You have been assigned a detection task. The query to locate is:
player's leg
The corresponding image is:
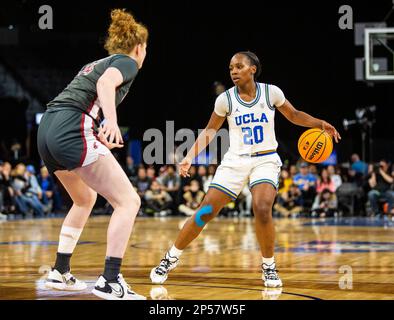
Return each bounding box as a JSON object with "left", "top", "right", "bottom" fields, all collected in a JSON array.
[
  {"left": 251, "top": 183, "right": 277, "bottom": 258},
  {"left": 73, "top": 153, "right": 145, "bottom": 300},
  {"left": 174, "top": 188, "right": 231, "bottom": 249},
  {"left": 150, "top": 152, "right": 247, "bottom": 284},
  {"left": 45, "top": 169, "right": 97, "bottom": 291},
  {"left": 251, "top": 183, "right": 282, "bottom": 287},
  {"left": 150, "top": 188, "right": 231, "bottom": 284},
  {"left": 249, "top": 154, "right": 283, "bottom": 288}
]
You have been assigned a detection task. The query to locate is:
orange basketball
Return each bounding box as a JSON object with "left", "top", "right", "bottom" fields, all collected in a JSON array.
[{"left": 297, "top": 128, "right": 333, "bottom": 163}]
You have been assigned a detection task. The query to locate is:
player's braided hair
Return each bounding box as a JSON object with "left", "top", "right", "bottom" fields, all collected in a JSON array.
[
  {"left": 105, "top": 9, "right": 148, "bottom": 55},
  {"left": 236, "top": 51, "right": 262, "bottom": 80}
]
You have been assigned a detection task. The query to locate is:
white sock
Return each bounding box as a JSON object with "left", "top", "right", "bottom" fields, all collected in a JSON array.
[
  {"left": 167, "top": 245, "right": 183, "bottom": 260},
  {"left": 58, "top": 225, "right": 83, "bottom": 254},
  {"left": 262, "top": 257, "right": 275, "bottom": 267}
]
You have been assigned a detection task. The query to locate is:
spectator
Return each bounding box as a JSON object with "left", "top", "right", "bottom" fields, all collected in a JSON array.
[
  {"left": 158, "top": 165, "right": 167, "bottom": 176},
  {"left": 278, "top": 169, "right": 293, "bottom": 195},
  {"left": 25, "top": 165, "right": 43, "bottom": 200},
  {"left": 237, "top": 185, "right": 252, "bottom": 216},
  {"left": 197, "top": 165, "right": 208, "bottom": 189},
  {"left": 349, "top": 154, "right": 368, "bottom": 186},
  {"left": 311, "top": 188, "right": 338, "bottom": 217},
  {"left": 293, "top": 162, "right": 317, "bottom": 209},
  {"left": 203, "top": 165, "right": 217, "bottom": 193},
  {"left": 367, "top": 160, "right": 394, "bottom": 215},
  {"left": 37, "top": 166, "right": 63, "bottom": 213},
  {"left": 327, "top": 165, "right": 342, "bottom": 190},
  {"left": 130, "top": 167, "right": 152, "bottom": 201},
  {"left": 0, "top": 160, "right": 6, "bottom": 220},
  {"left": 350, "top": 153, "right": 368, "bottom": 176},
  {"left": 274, "top": 184, "right": 303, "bottom": 218},
  {"left": 146, "top": 166, "right": 156, "bottom": 181},
  {"left": 0, "top": 161, "right": 15, "bottom": 216},
  {"left": 144, "top": 180, "right": 173, "bottom": 216},
  {"left": 213, "top": 81, "right": 226, "bottom": 96},
  {"left": 289, "top": 165, "right": 298, "bottom": 179},
  {"left": 308, "top": 164, "right": 318, "bottom": 180},
  {"left": 124, "top": 155, "right": 137, "bottom": 178},
  {"left": 178, "top": 180, "right": 205, "bottom": 216},
  {"left": 10, "top": 140, "right": 22, "bottom": 162},
  {"left": 158, "top": 165, "right": 181, "bottom": 210},
  {"left": 11, "top": 163, "right": 45, "bottom": 217},
  {"left": 180, "top": 165, "right": 200, "bottom": 193},
  {"left": 316, "top": 168, "right": 336, "bottom": 194}
]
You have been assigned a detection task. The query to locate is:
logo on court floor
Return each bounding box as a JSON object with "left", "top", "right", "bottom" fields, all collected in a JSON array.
[{"left": 278, "top": 241, "right": 394, "bottom": 253}]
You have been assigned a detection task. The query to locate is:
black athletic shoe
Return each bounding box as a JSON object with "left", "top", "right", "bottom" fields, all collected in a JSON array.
[{"left": 92, "top": 274, "right": 146, "bottom": 300}]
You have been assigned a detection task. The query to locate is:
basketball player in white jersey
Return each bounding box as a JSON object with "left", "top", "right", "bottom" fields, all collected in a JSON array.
[{"left": 150, "top": 51, "right": 341, "bottom": 287}]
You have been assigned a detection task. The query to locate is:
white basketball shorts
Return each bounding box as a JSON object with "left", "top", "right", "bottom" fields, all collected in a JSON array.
[{"left": 209, "top": 150, "right": 282, "bottom": 200}]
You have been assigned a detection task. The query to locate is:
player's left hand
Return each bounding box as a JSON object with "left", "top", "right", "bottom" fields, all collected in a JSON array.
[
  {"left": 98, "top": 127, "right": 124, "bottom": 149},
  {"left": 179, "top": 157, "right": 192, "bottom": 177},
  {"left": 322, "top": 121, "right": 341, "bottom": 143}
]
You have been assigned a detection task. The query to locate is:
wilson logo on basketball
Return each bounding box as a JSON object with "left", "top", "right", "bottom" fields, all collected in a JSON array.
[{"left": 308, "top": 141, "right": 324, "bottom": 160}]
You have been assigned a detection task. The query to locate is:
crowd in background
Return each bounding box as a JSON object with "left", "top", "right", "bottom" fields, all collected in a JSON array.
[
  {"left": 0, "top": 160, "right": 63, "bottom": 220},
  {"left": 275, "top": 154, "right": 394, "bottom": 218},
  {"left": 1, "top": 153, "right": 394, "bottom": 221}
]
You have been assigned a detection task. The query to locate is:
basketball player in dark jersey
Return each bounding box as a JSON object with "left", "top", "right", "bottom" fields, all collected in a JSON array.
[{"left": 37, "top": 9, "right": 148, "bottom": 300}]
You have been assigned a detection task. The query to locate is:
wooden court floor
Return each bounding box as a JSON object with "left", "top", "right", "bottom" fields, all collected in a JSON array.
[{"left": 1, "top": 215, "right": 394, "bottom": 300}]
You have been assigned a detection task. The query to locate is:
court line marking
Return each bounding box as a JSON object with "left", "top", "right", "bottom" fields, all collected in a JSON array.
[{"left": 148, "top": 283, "right": 322, "bottom": 300}]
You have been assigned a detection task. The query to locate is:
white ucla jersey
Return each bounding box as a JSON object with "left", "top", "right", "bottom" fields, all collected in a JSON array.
[{"left": 214, "top": 82, "right": 286, "bottom": 155}]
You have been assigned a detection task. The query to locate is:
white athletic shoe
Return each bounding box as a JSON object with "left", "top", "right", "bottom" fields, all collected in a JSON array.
[
  {"left": 92, "top": 274, "right": 146, "bottom": 300},
  {"left": 262, "top": 263, "right": 283, "bottom": 288},
  {"left": 45, "top": 268, "right": 87, "bottom": 291},
  {"left": 150, "top": 254, "right": 179, "bottom": 284}
]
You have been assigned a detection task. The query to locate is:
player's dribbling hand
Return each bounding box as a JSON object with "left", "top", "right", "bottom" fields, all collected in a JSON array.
[
  {"left": 322, "top": 121, "right": 341, "bottom": 143},
  {"left": 179, "top": 157, "right": 192, "bottom": 177}
]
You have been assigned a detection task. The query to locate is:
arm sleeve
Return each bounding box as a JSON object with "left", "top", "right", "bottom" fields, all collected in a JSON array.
[
  {"left": 108, "top": 56, "right": 139, "bottom": 83},
  {"left": 269, "top": 85, "right": 286, "bottom": 108},
  {"left": 213, "top": 92, "right": 229, "bottom": 117}
]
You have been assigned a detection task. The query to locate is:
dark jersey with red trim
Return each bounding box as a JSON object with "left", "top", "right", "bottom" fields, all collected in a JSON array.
[{"left": 47, "top": 54, "right": 138, "bottom": 123}]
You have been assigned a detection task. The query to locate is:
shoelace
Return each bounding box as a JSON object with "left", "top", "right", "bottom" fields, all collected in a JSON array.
[
  {"left": 63, "top": 272, "right": 76, "bottom": 285},
  {"left": 263, "top": 267, "right": 280, "bottom": 280},
  {"left": 155, "top": 258, "right": 176, "bottom": 276}
]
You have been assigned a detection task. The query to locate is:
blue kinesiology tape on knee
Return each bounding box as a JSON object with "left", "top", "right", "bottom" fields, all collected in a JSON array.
[{"left": 194, "top": 205, "right": 213, "bottom": 227}]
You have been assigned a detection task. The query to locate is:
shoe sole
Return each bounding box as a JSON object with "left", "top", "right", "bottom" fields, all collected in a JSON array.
[
  {"left": 92, "top": 289, "right": 146, "bottom": 300},
  {"left": 263, "top": 280, "right": 283, "bottom": 288},
  {"left": 264, "top": 283, "right": 283, "bottom": 288},
  {"left": 45, "top": 281, "right": 87, "bottom": 291},
  {"left": 150, "top": 268, "right": 168, "bottom": 284}
]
